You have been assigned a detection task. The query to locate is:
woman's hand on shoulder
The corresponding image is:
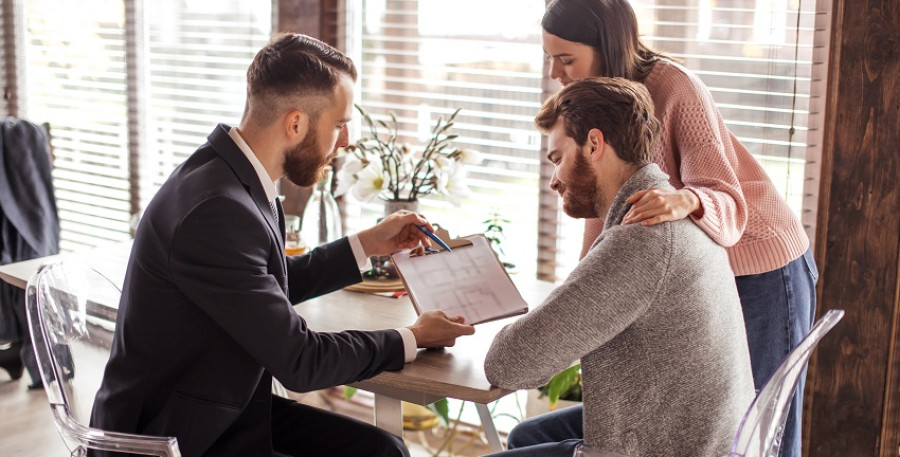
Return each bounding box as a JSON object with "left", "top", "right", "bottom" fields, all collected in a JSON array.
[{"left": 623, "top": 187, "right": 702, "bottom": 226}]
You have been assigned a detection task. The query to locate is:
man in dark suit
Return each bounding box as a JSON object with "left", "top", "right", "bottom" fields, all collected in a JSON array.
[{"left": 90, "top": 33, "right": 475, "bottom": 457}]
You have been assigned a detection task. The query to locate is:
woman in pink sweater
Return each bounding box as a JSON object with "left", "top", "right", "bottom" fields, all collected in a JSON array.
[{"left": 505, "top": 1, "right": 819, "bottom": 457}]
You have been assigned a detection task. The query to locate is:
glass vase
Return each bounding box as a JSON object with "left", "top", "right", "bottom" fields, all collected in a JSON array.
[
  {"left": 301, "top": 166, "right": 342, "bottom": 247},
  {"left": 383, "top": 199, "right": 420, "bottom": 217}
]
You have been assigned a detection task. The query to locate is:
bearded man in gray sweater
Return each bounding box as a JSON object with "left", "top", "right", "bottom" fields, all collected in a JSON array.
[{"left": 484, "top": 77, "right": 755, "bottom": 457}]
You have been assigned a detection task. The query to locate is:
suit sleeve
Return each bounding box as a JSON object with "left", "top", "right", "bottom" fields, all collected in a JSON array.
[
  {"left": 168, "top": 195, "right": 404, "bottom": 392},
  {"left": 285, "top": 239, "right": 362, "bottom": 304}
]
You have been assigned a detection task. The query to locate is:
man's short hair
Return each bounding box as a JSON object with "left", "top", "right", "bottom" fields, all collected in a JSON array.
[
  {"left": 245, "top": 33, "right": 358, "bottom": 125},
  {"left": 535, "top": 77, "right": 659, "bottom": 165}
]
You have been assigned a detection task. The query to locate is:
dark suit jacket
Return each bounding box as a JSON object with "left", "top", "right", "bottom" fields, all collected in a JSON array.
[
  {"left": 90, "top": 124, "right": 405, "bottom": 457},
  {"left": 0, "top": 118, "right": 59, "bottom": 343}
]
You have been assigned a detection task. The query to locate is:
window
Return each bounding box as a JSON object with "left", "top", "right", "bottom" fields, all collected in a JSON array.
[
  {"left": 639, "top": 0, "right": 818, "bottom": 213},
  {"left": 552, "top": 0, "right": 827, "bottom": 278},
  {"left": 347, "top": 0, "right": 827, "bottom": 281},
  {"left": 15, "top": 0, "right": 271, "bottom": 252},
  {"left": 10, "top": 0, "right": 827, "bottom": 272},
  {"left": 23, "top": 0, "right": 131, "bottom": 252},
  {"left": 343, "top": 0, "right": 547, "bottom": 277},
  {"left": 145, "top": 0, "right": 271, "bottom": 202}
]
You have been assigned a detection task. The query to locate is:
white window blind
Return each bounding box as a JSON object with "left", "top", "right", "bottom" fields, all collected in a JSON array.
[
  {"left": 145, "top": 0, "right": 271, "bottom": 203},
  {"left": 553, "top": 0, "right": 827, "bottom": 279},
  {"left": 23, "top": 0, "right": 131, "bottom": 252},
  {"left": 344, "top": 0, "right": 547, "bottom": 275},
  {"left": 15, "top": 0, "right": 272, "bottom": 251}
]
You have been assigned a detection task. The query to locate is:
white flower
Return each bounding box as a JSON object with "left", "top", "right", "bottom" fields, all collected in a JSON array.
[
  {"left": 454, "top": 149, "right": 482, "bottom": 165},
  {"left": 435, "top": 163, "right": 471, "bottom": 206},
  {"left": 351, "top": 160, "right": 388, "bottom": 202},
  {"left": 334, "top": 155, "right": 367, "bottom": 197},
  {"left": 434, "top": 156, "right": 453, "bottom": 170}
]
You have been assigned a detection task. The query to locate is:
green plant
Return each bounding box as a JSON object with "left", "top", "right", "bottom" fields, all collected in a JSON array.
[
  {"left": 482, "top": 209, "right": 510, "bottom": 256},
  {"left": 538, "top": 364, "right": 582, "bottom": 409},
  {"left": 483, "top": 209, "right": 516, "bottom": 270}
]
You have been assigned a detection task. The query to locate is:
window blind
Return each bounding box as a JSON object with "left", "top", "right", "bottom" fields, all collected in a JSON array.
[
  {"left": 23, "top": 0, "right": 131, "bottom": 252},
  {"left": 344, "top": 0, "right": 547, "bottom": 276},
  {"left": 145, "top": 0, "right": 272, "bottom": 204},
  {"left": 16, "top": 0, "right": 272, "bottom": 251},
  {"left": 551, "top": 0, "right": 827, "bottom": 279},
  {"left": 639, "top": 1, "right": 818, "bottom": 208}
]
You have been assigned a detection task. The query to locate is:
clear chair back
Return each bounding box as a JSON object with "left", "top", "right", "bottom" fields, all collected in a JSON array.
[
  {"left": 727, "top": 309, "right": 844, "bottom": 457},
  {"left": 26, "top": 261, "right": 181, "bottom": 456}
]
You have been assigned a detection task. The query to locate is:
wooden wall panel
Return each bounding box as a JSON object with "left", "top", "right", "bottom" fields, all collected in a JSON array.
[
  {"left": 277, "top": 0, "right": 321, "bottom": 36},
  {"left": 806, "top": 1, "right": 900, "bottom": 456},
  {"left": 274, "top": 0, "right": 340, "bottom": 222}
]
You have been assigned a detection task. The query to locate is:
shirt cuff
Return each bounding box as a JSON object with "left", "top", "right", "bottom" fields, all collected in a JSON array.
[
  {"left": 348, "top": 234, "right": 371, "bottom": 271},
  {"left": 394, "top": 327, "right": 418, "bottom": 363}
]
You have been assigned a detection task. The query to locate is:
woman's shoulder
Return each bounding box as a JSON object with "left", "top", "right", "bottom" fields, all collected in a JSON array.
[
  {"left": 645, "top": 59, "right": 716, "bottom": 108},
  {"left": 646, "top": 59, "right": 706, "bottom": 92}
]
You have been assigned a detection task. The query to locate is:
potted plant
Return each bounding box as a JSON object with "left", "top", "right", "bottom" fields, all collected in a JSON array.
[
  {"left": 527, "top": 365, "right": 582, "bottom": 417},
  {"left": 335, "top": 105, "right": 482, "bottom": 214}
]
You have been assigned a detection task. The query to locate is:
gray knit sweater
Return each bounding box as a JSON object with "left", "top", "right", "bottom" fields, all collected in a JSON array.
[{"left": 485, "top": 164, "right": 755, "bottom": 457}]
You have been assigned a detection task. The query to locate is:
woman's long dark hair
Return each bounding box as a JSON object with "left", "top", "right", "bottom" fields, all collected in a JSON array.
[{"left": 542, "top": 0, "right": 667, "bottom": 82}]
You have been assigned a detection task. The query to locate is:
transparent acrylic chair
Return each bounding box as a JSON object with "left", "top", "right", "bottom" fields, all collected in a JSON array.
[
  {"left": 725, "top": 309, "right": 845, "bottom": 457},
  {"left": 26, "top": 261, "right": 181, "bottom": 457}
]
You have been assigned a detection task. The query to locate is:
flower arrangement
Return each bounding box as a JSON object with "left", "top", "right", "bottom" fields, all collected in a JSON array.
[{"left": 335, "top": 105, "right": 481, "bottom": 205}]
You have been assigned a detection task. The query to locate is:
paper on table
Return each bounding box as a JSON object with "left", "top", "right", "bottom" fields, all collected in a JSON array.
[{"left": 391, "top": 234, "right": 528, "bottom": 324}]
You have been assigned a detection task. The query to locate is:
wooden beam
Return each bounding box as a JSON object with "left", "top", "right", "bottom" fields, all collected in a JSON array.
[
  {"left": 275, "top": 0, "right": 337, "bottom": 46},
  {"left": 273, "top": 0, "right": 341, "bottom": 223},
  {"left": 806, "top": 1, "right": 900, "bottom": 456},
  {"left": 276, "top": 0, "right": 321, "bottom": 37}
]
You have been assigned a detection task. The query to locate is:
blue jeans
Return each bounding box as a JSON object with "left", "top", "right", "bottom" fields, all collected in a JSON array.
[
  {"left": 736, "top": 248, "right": 818, "bottom": 457},
  {"left": 485, "top": 404, "right": 583, "bottom": 457}
]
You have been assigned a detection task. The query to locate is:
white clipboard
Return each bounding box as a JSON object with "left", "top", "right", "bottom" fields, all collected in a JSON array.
[{"left": 391, "top": 234, "right": 528, "bottom": 325}]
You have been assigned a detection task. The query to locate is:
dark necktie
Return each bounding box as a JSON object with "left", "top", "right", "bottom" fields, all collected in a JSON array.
[
  {"left": 269, "top": 199, "right": 279, "bottom": 225},
  {"left": 274, "top": 198, "right": 285, "bottom": 243}
]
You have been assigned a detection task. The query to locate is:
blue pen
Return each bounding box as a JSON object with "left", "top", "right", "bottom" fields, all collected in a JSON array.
[{"left": 416, "top": 225, "right": 452, "bottom": 252}]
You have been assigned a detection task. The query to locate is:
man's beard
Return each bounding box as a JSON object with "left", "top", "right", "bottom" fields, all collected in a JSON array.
[
  {"left": 283, "top": 129, "right": 330, "bottom": 187},
  {"left": 560, "top": 152, "right": 605, "bottom": 219}
]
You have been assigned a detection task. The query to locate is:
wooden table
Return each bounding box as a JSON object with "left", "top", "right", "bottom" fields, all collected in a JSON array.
[{"left": 0, "top": 241, "right": 555, "bottom": 452}]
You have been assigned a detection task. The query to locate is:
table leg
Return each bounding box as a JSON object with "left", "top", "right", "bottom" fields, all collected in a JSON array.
[
  {"left": 374, "top": 394, "right": 404, "bottom": 438},
  {"left": 476, "top": 403, "right": 504, "bottom": 453}
]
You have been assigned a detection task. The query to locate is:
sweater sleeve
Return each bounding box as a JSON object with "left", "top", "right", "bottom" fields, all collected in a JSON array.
[
  {"left": 484, "top": 225, "right": 668, "bottom": 390},
  {"left": 659, "top": 68, "right": 748, "bottom": 248}
]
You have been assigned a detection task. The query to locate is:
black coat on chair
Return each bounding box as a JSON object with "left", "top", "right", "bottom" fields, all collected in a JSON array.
[{"left": 0, "top": 118, "right": 60, "bottom": 384}]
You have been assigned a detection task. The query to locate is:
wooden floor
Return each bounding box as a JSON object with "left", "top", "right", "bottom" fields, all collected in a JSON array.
[
  {"left": 0, "top": 375, "right": 68, "bottom": 456},
  {"left": 0, "top": 370, "right": 491, "bottom": 457}
]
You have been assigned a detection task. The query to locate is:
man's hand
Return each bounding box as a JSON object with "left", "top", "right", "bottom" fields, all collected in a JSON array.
[
  {"left": 623, "top": 187, "right": 702, "bottom": 226},
  {"left": 407, "top": 310, "right": 475, "bottom": 348},
  {"left": 358, "top": 210, "right": 435, "bottom": 257}
]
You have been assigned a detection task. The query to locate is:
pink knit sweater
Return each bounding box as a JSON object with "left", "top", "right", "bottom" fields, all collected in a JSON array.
[{"left": 581, "top": 60, "right": 808, "bottom": 276}]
